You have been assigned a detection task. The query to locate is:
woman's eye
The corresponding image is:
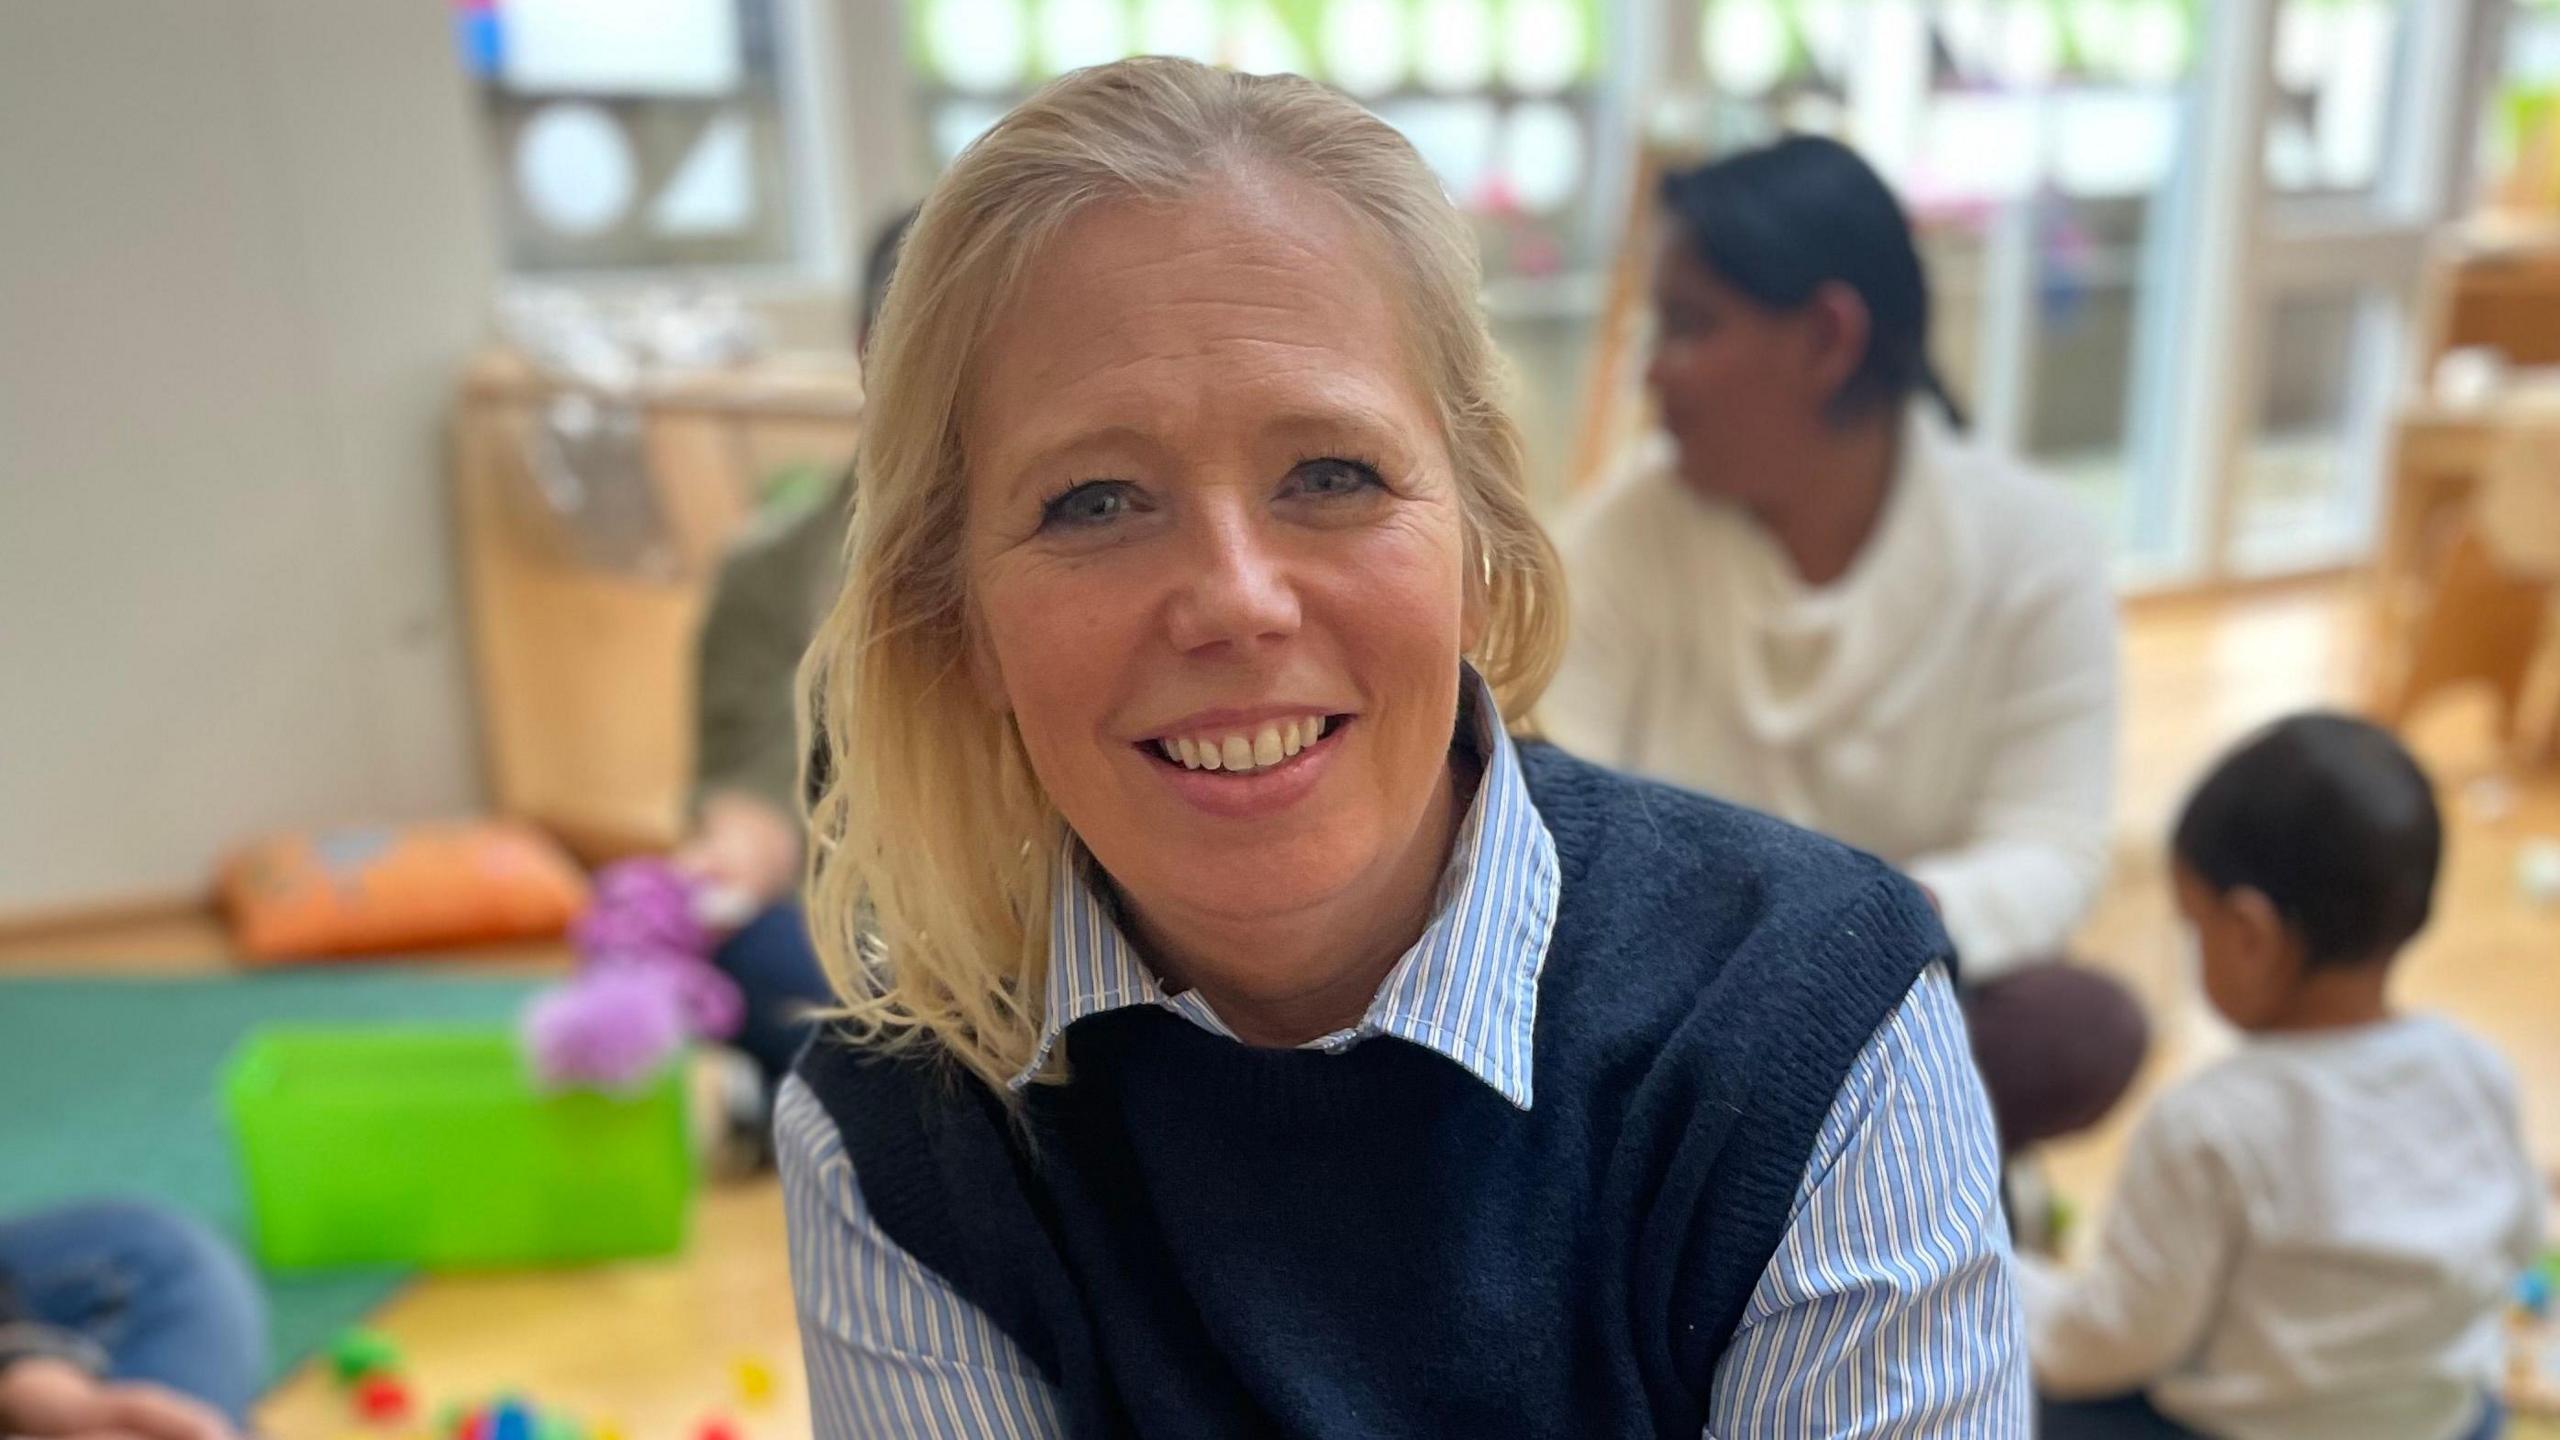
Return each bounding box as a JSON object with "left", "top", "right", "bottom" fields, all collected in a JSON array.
[
  {"left": 1288, "top": 458, "right": 1384, "bottom": 498},
  {"left": 1040, "top": 480, "right": 1137, "bottom": 531},
  {"left": 1659, "top": 304, "right": 1711, "bottom": 340}
]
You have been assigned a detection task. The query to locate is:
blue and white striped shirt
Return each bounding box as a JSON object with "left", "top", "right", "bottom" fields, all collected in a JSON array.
[{"left": 779, "top": 684, "right": 2027, "bottom": 1436}]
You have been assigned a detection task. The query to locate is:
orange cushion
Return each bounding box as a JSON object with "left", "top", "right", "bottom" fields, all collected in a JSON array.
[{"left": 221, "top": 820, "right": 590, "bottom": 963}]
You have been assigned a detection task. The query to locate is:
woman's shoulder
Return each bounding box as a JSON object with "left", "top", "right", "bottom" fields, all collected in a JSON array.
[
  {"left": 1517, "top": 746, "right": 1951, "bottom": 1123},
  {"left": 1916, "top": 422, "right": 2106, "bottom": 574},
  {"left": 1560, "top": 437, "right": 1736, "bottom": 559},
  {"left": 1517, "top": 742, "right": 1930, "bottom": 930}
]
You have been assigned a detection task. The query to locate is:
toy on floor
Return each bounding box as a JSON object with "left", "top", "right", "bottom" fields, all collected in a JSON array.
[
  {"left": 2508, "top": 1248, "right": 2560, "bottom": 1417},
  {"left": 358, "top": 1375, "right": 418, "bottom": 1424},
  {"left": 333, "top": 1328, "right": 404, "bottom": 1385},
  {"left": 227, "top": 1024, "right": 692, "bottom": 1269},
  {"left": 321, "top": 1338, "right": 778, "bottom": 1440},
  {"left": 330, "top": 1328, "right": 418, "bottom": 1427},
  {"left": 523, "top": 858, "right": 748, "bottom": 1092},
  {"left": 220, "top": 819, "right": 588, "bottom": 963},
  {"left": 490, "top": 1399, "right": 537, "bottom": 1440},
  {"left": 437, "top": 1396, "right": 606, "bottom": 1440}
]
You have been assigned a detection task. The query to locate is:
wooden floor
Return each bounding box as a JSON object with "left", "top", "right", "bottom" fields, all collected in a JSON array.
[{"left": 4, "top": 575, "right": 2554, "bottom": 1437}]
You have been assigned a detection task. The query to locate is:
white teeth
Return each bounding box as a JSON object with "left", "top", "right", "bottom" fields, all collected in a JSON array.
[
  {"left": 1157, "top": 715, "right": 1333, "bottom": 775},
  {"left": 1314, "top": 715, "right": 1329, "bottom": 740}
]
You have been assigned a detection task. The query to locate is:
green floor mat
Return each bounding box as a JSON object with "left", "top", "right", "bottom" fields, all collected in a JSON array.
[{"left": 0, "top": 966, "right": 546, "bottom": 1384}]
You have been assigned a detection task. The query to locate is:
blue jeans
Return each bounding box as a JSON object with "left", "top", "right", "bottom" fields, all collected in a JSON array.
[
  {"left": 0, "top": 1200, "right": 267, "bottom": 1424},
  {"left": 711, "top": 899, "right": 835, "bottom": 1088},
  {"left": 2040, "top": 1392, "right": 2505, "bottom": 1440}
]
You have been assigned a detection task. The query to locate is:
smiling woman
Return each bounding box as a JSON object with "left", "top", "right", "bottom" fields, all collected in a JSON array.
[{"left": 781, "top": 56, "right": 2023, "bottom": 1437}]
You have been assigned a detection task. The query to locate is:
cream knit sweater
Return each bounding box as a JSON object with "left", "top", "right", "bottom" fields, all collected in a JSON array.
[{"left": 1543, "top": 408, "right": 2119, "bottom": 978}]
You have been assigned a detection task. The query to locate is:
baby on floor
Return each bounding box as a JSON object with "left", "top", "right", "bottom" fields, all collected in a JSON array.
[{"left": 2024, "top": 713, "right": 2544, "bottom": 1440}]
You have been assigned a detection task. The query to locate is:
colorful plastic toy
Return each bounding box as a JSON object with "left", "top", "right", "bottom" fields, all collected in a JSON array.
[
  {"left": 695, "top": 1416, "right": 742, "bottom": 1440},
  {"left": 357, "top": 1375, "right": 416, "bottom": 1424},
  {"left": 732, "top": 1357, "right": 776, "bottom": 1408},
  {"left": 224, "top": 1026, "right": 692, "bottom": 1270},
  {"left": 524, "top": 858, "right": 746, "bottom": 1092},
  {"left": 332, "top": 1329, "right": 403, "bottom": 1385},
  {"left": 2523, "top": 1247, "right": 2560, "bottom": 1320},
  {"left": 489, "top": 1400, "right": 536, "bottom": 1440}
]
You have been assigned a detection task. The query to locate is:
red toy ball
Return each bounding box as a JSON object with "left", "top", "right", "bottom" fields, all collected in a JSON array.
[
  {"left": 355, "top": 1375, "right": 415, "bottom": 1425},
  {"left": 695, "top": 1418, "right": 741, "bottom": 1440},
  {"left": 459, "top": 1408, "right": 492, "bottom": 1440}
]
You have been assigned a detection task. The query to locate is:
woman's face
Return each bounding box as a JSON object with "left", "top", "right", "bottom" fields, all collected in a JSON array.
[
  {"left": 962, "top": 172, "right": 1474, "bottom": 966},
  {"left": 1644, "top": 239, "right": 1845, "bottom": 510}
]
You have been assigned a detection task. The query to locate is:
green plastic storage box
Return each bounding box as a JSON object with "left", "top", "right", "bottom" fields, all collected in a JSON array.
[{"left": 223, "top": 1025, "right": 694, "bottom": 1271}]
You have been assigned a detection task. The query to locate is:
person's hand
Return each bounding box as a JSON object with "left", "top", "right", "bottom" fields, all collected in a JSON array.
[
  {"left": 0, "top": 1357, "right": 238, "bottom": 1440},
  {"left": 674, "top": 791, "right": 803, "bottom": 911}
]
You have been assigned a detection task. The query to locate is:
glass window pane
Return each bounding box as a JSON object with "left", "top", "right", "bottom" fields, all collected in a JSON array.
[
  {"left": 463, "top": 0, "right": 812, "bottom": 273},
  {"left": 2263, "top": 0, "right": 2406, "bottom": 197},
  {"left": 1911, "top": 1, "right": 2195, "bottom": 555},
  {"left": 2477, "top": 1, "right": 2560, "bottom": 210},
  {"left": 902, "top": 0, "right": 1611, "bottom": 280},
  {"left": 2231, "top": 289, "right": 2389, "bottom": 569}
]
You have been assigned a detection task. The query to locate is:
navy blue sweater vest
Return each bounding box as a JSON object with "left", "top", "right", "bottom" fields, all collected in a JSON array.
[{"left": 797, "top": 745, "right": 1949, "bottom": 1438}]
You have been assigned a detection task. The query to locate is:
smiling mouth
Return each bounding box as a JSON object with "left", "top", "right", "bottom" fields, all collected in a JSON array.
[{"left": 1137, "top": 715, "right": 1351, "bottom": 777}]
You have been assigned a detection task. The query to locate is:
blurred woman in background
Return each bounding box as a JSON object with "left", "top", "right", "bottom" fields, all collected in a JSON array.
[
  {"left": 1547, "top": 136, "right": 2147, "bottom": 1169},
  {"left": 677, "top": 208, "right": 914, "bottom": 1119}
]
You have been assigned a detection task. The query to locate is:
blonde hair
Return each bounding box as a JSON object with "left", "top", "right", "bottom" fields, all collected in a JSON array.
[{"left": 798, "top": 56, "right": 1565, "bottom": 1095}]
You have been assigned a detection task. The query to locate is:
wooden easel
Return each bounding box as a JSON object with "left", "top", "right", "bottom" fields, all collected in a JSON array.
[{"left": 1566, "top": 145, "right": 1673, "bottom": 497}]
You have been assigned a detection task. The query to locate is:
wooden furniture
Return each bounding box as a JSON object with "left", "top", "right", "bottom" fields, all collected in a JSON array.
[
  {"left": 1568, "top": 146, "right": 1670, "bottom": 496},
  {"left": 2366, "top": 398, "right": 2559, "bottom": 761},
  {"left": 2363, "top": 223, "right": 2560, "bottom": 761},
  {"left": 452, "top": 351, "right": 860, "bottom": 860},
  {"left": 2413, "top": 219, "right": 2560, "bottom": 374}
]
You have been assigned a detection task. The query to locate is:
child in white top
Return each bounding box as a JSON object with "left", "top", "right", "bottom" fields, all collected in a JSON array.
[{"left": 2024, "top": 713, "right": 2544, "bottom": 1440}]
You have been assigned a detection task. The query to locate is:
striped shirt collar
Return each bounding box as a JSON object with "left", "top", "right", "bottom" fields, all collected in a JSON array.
[{"left": 1013, "top": 670, "right": 1562, "bottom": 1109}]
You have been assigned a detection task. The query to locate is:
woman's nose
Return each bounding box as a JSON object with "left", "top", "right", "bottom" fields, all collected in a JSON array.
[
  {"left": 1643, "top": 344, "right": 1677, "bottom": 402},
  {"left": 1164, "top": 506, "right": 1301, "bottom": 656}
]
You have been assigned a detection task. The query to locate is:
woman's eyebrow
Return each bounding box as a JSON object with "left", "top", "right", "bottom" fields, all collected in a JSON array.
[
  {"left": 1256, "top": 399, "right": 1418, "bottom": 458},
  {"left": 992, "top": 423, "right": 1161, "bottom": 497}
]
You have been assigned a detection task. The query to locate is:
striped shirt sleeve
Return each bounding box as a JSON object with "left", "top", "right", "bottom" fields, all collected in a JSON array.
[
  {"left": 776, "top": 1076, "right": 1066, "bottom": 1439},
  {"left": 1705, "top": 965, "right": 2030, "bottom": 1437}
]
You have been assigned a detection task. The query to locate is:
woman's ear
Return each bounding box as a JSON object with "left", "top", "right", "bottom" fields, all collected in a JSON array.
[{"left": 1804, "top": 279, "right": 1873, "bottom": 408}]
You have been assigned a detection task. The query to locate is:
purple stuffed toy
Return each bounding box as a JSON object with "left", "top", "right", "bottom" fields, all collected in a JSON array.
[{"left": 524, "top": 857, "right": 745, "bottom": 1091}]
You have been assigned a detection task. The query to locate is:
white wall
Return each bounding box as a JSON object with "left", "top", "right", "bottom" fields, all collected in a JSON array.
[{"left": 0, "top": 1, "right": 498, "bottom": 914}]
